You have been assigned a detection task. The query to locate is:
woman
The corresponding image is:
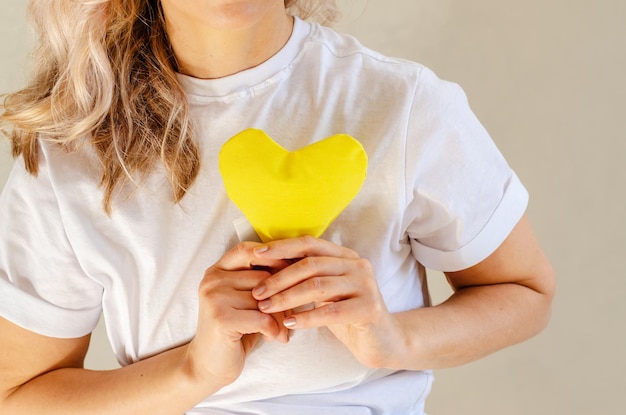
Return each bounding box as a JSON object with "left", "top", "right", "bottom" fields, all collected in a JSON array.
[{"left": 0, "top": 1, "right": 555, "bottom": 414}]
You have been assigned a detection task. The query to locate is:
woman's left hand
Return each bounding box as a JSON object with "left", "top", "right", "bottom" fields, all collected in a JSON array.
[{"left": 250, "top": 236, "right": 402, "bottom": 368}]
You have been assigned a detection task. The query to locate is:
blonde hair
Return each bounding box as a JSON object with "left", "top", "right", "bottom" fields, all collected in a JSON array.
[
  {"left": 0, "top": 0, "right": 339, "bottom": 212},
  {"left": 286, "top": 0, "right": 340, "bottom": 25}
]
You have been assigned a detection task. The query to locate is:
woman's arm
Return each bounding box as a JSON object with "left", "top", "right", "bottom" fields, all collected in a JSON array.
[
  {"left": 0, "top": 242, "right": 290, "bottom": 414},
  {"left": 392, "top": 214, "right": 556, "bottom": 369},
  {"left": 0, "top": 316, "right": 216, "bottom": 414},
  {"left": 251, "top": 214, "right": 556, "bottom": 370}
]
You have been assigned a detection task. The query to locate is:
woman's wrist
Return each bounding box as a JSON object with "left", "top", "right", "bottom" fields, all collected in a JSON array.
[{"left": 178, "top": 341, "right": 233, "bottom": 393}]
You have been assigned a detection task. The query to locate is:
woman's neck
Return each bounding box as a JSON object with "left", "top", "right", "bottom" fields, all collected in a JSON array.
[{"left": 162, "top": 3, "right": 294, "bottom": 79}]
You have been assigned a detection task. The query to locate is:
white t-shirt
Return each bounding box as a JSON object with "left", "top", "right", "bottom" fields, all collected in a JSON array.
[{"left": 0, "top": 17, "right": 528, "bottom": 414}]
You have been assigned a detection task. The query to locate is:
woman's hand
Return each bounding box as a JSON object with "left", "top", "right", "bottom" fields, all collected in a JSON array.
[
  {"left": 250, "top": 236, "right": 402, "bottom": 368},
  {"left": 185, "top": 242, "right": 291, "bottom": 386}
]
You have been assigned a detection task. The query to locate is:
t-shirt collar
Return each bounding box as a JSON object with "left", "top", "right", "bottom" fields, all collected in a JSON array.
[{"left": 176, "top": 17, "right": 309, "bottom": 99}]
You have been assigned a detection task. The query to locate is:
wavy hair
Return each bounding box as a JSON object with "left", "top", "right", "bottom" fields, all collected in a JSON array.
[
  {"left": 0, "top": 0, "right": 339, "bottom": 212},
  {"left": 286, "top": 0, "right": 340, "bottom": 25}
]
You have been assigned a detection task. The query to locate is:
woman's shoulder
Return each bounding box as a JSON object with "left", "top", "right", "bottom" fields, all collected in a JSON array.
[
  {"left": 304, "top": 20, "right": 425, "bottom": 76},
  {"left": 300, "top": 20, "right": 466, "bottom": 105}
]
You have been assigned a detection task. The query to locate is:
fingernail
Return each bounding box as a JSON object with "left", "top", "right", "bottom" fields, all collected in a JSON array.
[
  {"left": 283, "top": 317, "right": 296, "bottom": 328},
  {"left": 258, "top": 299, "right": 271, "bottom": 311},
  {"left": 253, "top": 285, "right": 266, "bottom": 297}
]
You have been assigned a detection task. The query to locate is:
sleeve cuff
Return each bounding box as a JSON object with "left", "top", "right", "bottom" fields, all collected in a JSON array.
[
  {"left": 411, "top": 173, "right": 529, "bottom": 272},
  {"left": 0, "top": 278, "right": 102, "bottom": 338}
]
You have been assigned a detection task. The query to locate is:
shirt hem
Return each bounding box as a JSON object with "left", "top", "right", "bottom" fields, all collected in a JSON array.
[
  {"left": 411, "top": 173, "right": 529, "bottom": 272},
  {"left": 0, "top": 277, "right": 101, "bottom": 338}
]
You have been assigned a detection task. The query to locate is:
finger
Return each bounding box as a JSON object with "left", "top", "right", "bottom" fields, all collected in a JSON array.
[
  {"left": 265, "top": 312, "right": 290, "bottom": 344},
  {"left": 250, "top": 258, "right": 296, "bottom": 275},
  {"left": 216, "top": 241, "right": 261, "bottom": 270},
  {"left": 200, "top": 290, "right": 265, "bottom": 327},
  {"left": 216, "top": 241, "right": 288, "bottom": 271},
  {"left": 253, "top": 256, "right": 371, "bottom": 300},
  {"left": 257, "top": 274, "right": 354, "bottom": 313},
  {"left": 253, "top": 236, "right": 360, "bottom": 262},
  {"left": 201, "top": 268, "right": 271, "bottom": 292},
  {"left": 228, "top": 290, "right": 263, "bottom": 310},
  {"left": 223, "top": 309, "right": 284, "bottom": 342},
  {"left": 280, "top": 298, "right": 367, "bottom": 330}
]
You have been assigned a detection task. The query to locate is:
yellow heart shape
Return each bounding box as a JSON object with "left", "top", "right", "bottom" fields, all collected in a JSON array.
[{"left": 219, "top": 129, "right": 368, "bottom": 242}]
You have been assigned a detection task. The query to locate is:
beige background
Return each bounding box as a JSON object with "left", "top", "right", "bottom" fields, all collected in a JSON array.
[{"left": 1, "top": 1, "right": 624, "bottom": 414}]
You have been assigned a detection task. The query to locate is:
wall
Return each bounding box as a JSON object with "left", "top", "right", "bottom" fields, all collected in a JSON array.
[
  {"left": 0, "top": 2, "right": 29, "bottom": 179},
  {"left": 1, "top": 1, "right": 624, "bottom": 413},
  {"left": 334, "top": 2, "right": 625, "bottom": 413}
]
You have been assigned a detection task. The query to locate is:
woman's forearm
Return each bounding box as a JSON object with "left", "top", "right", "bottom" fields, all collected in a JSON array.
[
  {"left": 2, "top": 344, "right": 221, "bottom": 415},
  {"left": 390, "top": 282, "right": 553, "bottom": 370},
  {"left": 386, "top": 215, "right": 555, "bottom": 370}
]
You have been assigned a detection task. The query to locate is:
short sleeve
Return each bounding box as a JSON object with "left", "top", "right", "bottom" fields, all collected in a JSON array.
[
  {"left": 0, "top": 150, "right": 103, "bottom": 338},
  {"left": 403, "top": 67, "right": 529, "bottom": 272}
]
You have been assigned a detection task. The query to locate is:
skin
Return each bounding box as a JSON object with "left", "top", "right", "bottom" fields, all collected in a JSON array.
[
  {"left": 161, "top": 0, "right": 294, "bottom": 78},
  {"left": 0, "top": 1, "right": 556, "bottom": 413},
  {"left": 252, "top": 215, "right": 556, "bottom": 370}
]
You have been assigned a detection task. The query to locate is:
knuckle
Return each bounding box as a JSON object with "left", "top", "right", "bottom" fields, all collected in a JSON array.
[
  {"left": 208, "top": 305, "right": 232, "bottom": 323},
  {"left": 198, "top": 284, "right": 222, "bottom": 305},
  {"left": 322, "top": 302, "right": 339, "bottom": 318},
  {"left": 223, "top": 241, "right": 256, "bottom": 264},
  {"left": 301, "top": 234, "right": 317, "bottom": 248},
  {"left": 199, "top": 268, "right": 221, "bottom": 292},
  {"left": 306, "top": 276, "right": 323, "bottom": 291},
  {"left": 300, "top": 256, "right": 319, "bottom": 270},
  {"left": 198, "top": 270, "right": 236, "bottom": 305},
  {"left": 354, "top": 258, "right": 373, "bottom": 274},
  {"left": 271, "top": 292, "right": 286, "bottom": 308},
  {"left": 342, "top": 246, "right": 360, "bottom": 259},
  {"left": 234, "top": 241, "right": 252, "bottom": 257},
  {"left": 264, "top": 273, "right": 281, "bottom": 289},
  {"left": 241, "top": 241, "right": 260, "bottom": 252},
  {"left": 257, "top": 313, "right": 278, "bottom": 333}
]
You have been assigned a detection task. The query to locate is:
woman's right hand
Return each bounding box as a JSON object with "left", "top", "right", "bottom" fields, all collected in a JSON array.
[
  {"left": 0, "top": 242, "right": 291, "bottom": 414},
  {"left": 184, "top": 242, "right": 290, "bottom": 387}
]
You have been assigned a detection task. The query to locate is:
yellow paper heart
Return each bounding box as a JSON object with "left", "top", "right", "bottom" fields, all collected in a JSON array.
[{"left": 219, "top": 129, "right": 368, "bottom": 242}]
